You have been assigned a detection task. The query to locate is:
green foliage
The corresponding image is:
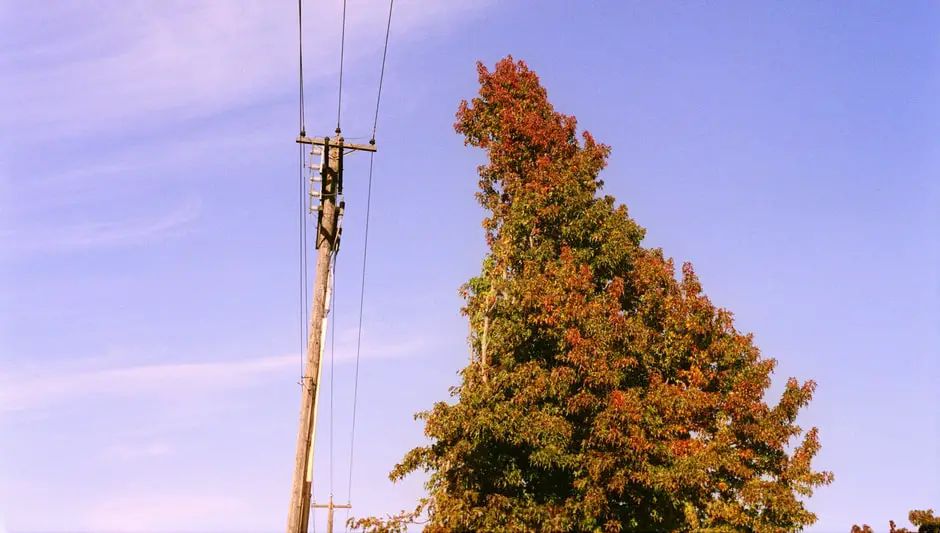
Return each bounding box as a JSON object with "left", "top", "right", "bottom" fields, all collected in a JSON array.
[
  {"left": 853, "top": 509, "right": 940, "bottom": 533},
  {"left": 350, "top": 56, "right": 832, "bottom": 532}
]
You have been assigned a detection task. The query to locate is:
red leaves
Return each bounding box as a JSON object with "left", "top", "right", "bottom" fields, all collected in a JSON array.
[
  {"left": 669, "top": 438, "right": 693, "bottom": 458},
  {"left": 564, "top": 327, "right": 582, "bottom": 348},
  {"left": 609, "top": 389, "right": 626, "bottom": 409}
]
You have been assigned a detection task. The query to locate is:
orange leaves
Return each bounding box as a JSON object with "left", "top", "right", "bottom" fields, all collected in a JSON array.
[
  {"left": 567, "top": 390, "right": 595, "bottom": 415},
  {"left": 564, "top": 327, "right": 583, "bottom": 348},
  {"left": 459, "top": 58, "right": 572, "bottom": 159},
  {"left": 669, "top": 438, "right": 694, "bottom": 458},
  {"left": 609, "top": 389, "right": 626, "bottom": 409},
  {"left": 681, "top": 365, "right": 708, "bottom": 389}
]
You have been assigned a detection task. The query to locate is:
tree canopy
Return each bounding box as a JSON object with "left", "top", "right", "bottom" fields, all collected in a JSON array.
[
  {"left": 853, "top": 509, "right": 940, "bottom": 533},
  {"left": 350, "top": 56, "right": 833, "bottom": 533}
]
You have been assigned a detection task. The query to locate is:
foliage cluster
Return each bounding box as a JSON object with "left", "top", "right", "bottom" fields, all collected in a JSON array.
[
  {"left": 852, "top": 510, "right": 940, "bottom": 533},
  {"left": 350, "top": 56, "right": 834, "bottom": 533}
]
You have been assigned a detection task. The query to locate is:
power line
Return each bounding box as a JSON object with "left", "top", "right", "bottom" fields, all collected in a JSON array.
[
  {"left": 345, "top": 0, "right": 395, "bottom": 526},
  {"left": 343, "top": 153, "right": 372, "bottom": 515},
  {"left": 299, "top": 147, "right": 309, "bottom": 381},
  {"left": 297, "top": 0, "right": 309, "bottom": 381},
  {"left": 371, "top": 0, "right": 395, "bottom": 142},
  {"left": 298, "top": 0, "right": 307, "bottom": 137},
  {"left": 336, "top": 0, "right": 348, "bottom": 133}
]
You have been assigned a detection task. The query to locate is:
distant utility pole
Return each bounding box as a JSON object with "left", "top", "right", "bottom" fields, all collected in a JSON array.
[
  {"left": 287, "top": 134, "right": 377, "bottom": 533},
  {"left": 314, "top": 495, "right": 352, "bottom": 533}
]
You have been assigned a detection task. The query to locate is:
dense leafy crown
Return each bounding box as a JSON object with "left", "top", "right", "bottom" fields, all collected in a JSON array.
[{"left": 351, "top": 56, "right": 832, "bottom": 533}]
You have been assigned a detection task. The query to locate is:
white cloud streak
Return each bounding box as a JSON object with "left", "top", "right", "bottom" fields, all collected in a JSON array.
[
  {"left": 104, "top": 442, "right": 172, "bottom": 462},
  {"left": 1, "top": 0, "right": 496, "bottom": 143},
  {"left": 0, "top": 0, "right": 497, "bottom": 257},
  {"left": 8, "top": 122, "right": 283, "bottom": 216},
  {"left": 80, "top": 492, "right": 243, "bottom": 533},
  {"left": 0, "top": 333, "right": 428, "bottom": 413},
  {"left": 0, "top": 196, "right": 202, "bottom": 258},
  {"left": 0, "top": 354, "right": 296, "bottom": 414}
]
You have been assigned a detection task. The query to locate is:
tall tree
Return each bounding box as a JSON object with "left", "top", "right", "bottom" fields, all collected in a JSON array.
[{"left": 351, "top": 56, "right": 832, "bottom": 533}]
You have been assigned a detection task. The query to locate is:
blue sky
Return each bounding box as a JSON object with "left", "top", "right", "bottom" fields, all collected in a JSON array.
[{"left": 1, "top": 1, "right": 937, "bottom": 532}]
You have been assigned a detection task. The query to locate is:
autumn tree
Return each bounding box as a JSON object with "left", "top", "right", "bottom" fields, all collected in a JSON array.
[
  {"left": 853, "top": 509, "right": 940, "bottom": 533},
  {"left": 350, "top": 56, "right": 832, "bottom": 533}
]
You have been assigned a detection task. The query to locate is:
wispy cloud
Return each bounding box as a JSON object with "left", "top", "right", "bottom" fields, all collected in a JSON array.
[
  {"left": 104, "top": 442, "right": 172, "bottom": 462},
  {"left": 0, "top": 332, "right": 429, "bottom": 413},
  {"left": 80, "top": 492, "right": 243, "bottom": 533},
  {"left": 7, "top": 122, "right": 282, "bottom": 217},
  {"left": 330, "top": 326, "right": 431, "bottom": 363},
  {"left": 1, "top": 0, "right": 496, "bottom": 143},
  {"left": 0, "top": 353, "right": 296, "bottom": 414},
  {"left": 0, "top": 196, "right": 202, "bottom": 258},
  {"left": 0, "top": 0, "right": 498, "bottom": 257}
]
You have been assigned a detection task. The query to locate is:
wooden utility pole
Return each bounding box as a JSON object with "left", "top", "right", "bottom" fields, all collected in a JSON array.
[
  {"left": 314, "top": 495, "right": 352, "bottom": 533},
  {"left": 299, "top": 258, "right": 335, "bottom": 533},
  {"left": 287, "top": 134, "right": 377, "bottom": 533}
]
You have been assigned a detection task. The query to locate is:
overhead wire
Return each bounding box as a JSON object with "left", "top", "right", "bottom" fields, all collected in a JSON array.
[
  {"left": 299, "top": 149, "right": 309, "bottom": 380},
  {"left": 344, "top": 1, "right": 395, "bottom": 528},
  {"left": 298, "top": 0, "right": 307, "bottom": 137},
  {"left": 370, "top": 0, "right": 394, "bottom": 142},
  {"left": 298, "top": 4, "right": 317, "bottom": 530},
  {"left": 298, "top": 0, "right": 309, "bottom": 381},
  {"left": 329, "top": 0, "right": 348, "bottom": 496},
  {"left": 336, "top": 0, "right": 348, "bottom": 133},
  {"left": 296, "top": 0, "right": 395, "bottom": 527}
]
